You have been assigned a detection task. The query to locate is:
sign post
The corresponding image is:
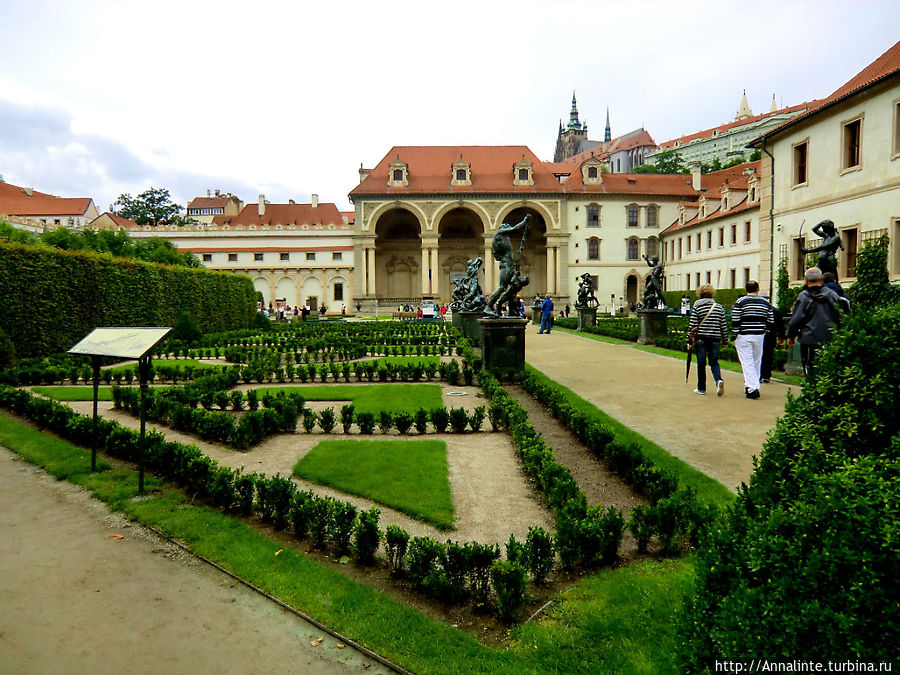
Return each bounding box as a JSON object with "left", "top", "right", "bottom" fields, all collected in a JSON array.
[{"left": 69, "top": 327, "right": 172, "bottom": 494}]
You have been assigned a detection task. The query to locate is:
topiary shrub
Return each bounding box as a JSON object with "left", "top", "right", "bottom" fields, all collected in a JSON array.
[
  {"left": 525, "top": 526, "right": 555, "bottom": 584},
  {"left": 318, "top": 407, "right": 336, "bottom": 433},
  {"left": 302, "top": 407, "right": 318, "bottom": 433},
  {"left": 354, "top": 507, "right": 382, "bottom": 565},
  {"left": 414, "top": 407, "right": 429, "bottom": 434},
  {"left": 394, "top": 411, "right": 414, "bottom": 434},
  {"left": 491, "top": 560, "right": 529, "bottom": 623},
  {"left": 355, "top": 411, "right": 376, "bottom": 435},
  {"left": 329, "top": 500, "right": 357, "bottom": 554},
  {"left": 385, "top": 525, "right": 410, "bottom": 577},
  {"left": 377, "top": 410, "right": 393, "bottom": 434},
  {"left": 448, "top": 407, "right": 469, "bottom": 433},
  {"left": 340, "top": 404, "right": 355, "bottom": 433},
  {"left": 468, "top": 405, "right": 485, "bottom": 432},
  {"left": 429, "top": 406, "right": 449, "bottom": 433}
]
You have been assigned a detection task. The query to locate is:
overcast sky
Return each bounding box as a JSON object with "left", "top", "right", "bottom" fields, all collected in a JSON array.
[{"left": 1, "top": 0, "right": 898, "bottom": 212}]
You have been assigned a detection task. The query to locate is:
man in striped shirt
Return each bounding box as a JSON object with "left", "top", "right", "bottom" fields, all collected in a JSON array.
[{"left": 732, "top": 280, "right": 775, "bottom": 399}]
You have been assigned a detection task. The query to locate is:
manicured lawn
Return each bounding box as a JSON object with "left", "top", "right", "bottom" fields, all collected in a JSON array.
[
  {"left": 524, "top": 365, "right": 735, "bottom": 506},
  {"left": 259, "top": 384, "right": 443, "bottom": 415},
  {"left": 294, "top": 439, "right": 455, "bottom": 530},
  {"left": 0, "top": 410, "right": 701, "bottom": 674},
  {"left": 33, "top": 385, "right": 116, "bottom": 401}
]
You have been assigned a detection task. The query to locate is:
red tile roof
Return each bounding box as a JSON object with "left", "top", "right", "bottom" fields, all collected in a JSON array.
[
  {"left": 104, "top": 212, "right": 140, "bottom": 228},
  {"left": 341, "top": 211, "right": 355, "bottom": 225},
  {"left": 221, "top": 202, "right": 345, "bottom": 228},
  {"left": 750, "top": 40, "right": 900, "bottom": 144},
  {"left": 186, "top": 196, "right": 239, "bottom": 209},
  {"left": 349, "top": 146, "right": 564, "bottom": 195},
  {"left": 657, "top": 102, "right": 816, "bottom": 149},
  {"left": 564, "top": 129, "right": 657, "bottom": 165},
  {"left": 564, "top": 168, "right": 697, "bottom": 196},
  {"left": 0, "top": 180, "right": 94, "bottom": 217}
]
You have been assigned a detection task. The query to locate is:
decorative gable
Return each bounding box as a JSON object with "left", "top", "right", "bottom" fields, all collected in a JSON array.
[
  {"left": 451, "top": 158, "right": 471, "bottom": 186},
  {"left": 513, "top": 158, "right": 534, "bottom": 186},
  {"left": 581, "top": 158, "right": 604, "bottom": 185},
  {"left": 388, "top": 159, "right": 409, "bottom": 187}
]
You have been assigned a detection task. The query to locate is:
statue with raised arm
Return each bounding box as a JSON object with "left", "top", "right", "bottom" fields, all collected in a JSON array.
[
  {"left": 642, "top": 254, "right": 666, "bottom": 309},
  {"left": 575, "top": 272, "right": 599, "bottom": 308},
  {"left": 801, "top": 219, "right": 843, "bottom": 277},
  {"left": 453, "top": 256, "right": 486, "bottom": 312},
  {"left": 484, "top": 213, "right": 531, "bottom": 317}
]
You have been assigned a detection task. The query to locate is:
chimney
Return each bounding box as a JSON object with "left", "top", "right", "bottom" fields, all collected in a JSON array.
[
  {"left": 23, "top": 187, "right": 33, "bottom": 197},
  {"left": 311, "top": 194, "right": 318, "bottom": 209},
  {"left": 690, "top": 162, "right": 702, "bottom": 191},
  {"left": 215, "top": 189, "right": 220, "bottom": 197},
  {"left": 288, "top": 199, "right": 295, "bottom": 205},
  {"left": 359, "top": 164, "right": 371, "bottom": 182},
  {"left": 207, "top": 189, "right": 211, "bottom": 197},
  {"left": 258, "top": 194, "right": 266, "bottom": 217}
]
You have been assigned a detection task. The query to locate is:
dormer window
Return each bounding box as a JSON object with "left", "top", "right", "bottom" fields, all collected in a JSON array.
[
  {"left": 588, "top": 166, "right": 598, "bottom": 179},
  {"left": 581, "top": 159, "right": 603, "bottom": 185},
  {"left": 451, "top": 159, "right": 471, "bottom": 186},
  {"left": 513, "top": 158, "right": 534, "bottom": 186},
  {"left": 389, "top": 159, "right": 409, "bottom": 187}
]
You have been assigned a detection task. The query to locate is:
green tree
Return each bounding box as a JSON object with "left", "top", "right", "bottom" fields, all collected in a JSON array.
[
  {"left": 170, "top": 311, "right": 202, "bottom": 346},
  {"left": 0, "top": 221, "right": 37, "bottom": 245},
  {"left": 134, "top": 237, "right": 201, "bottom": 267},
  {"left": 651, "top": 149, "right": 687, "bottom": 174},
  {"left": 40, "top": 227, "right": 89, "bottom": 250},
  {"left": 849, "top": 235, "right": 897, "bottom": 309},
  {"left": 112, "top": 187, "right": 182, "bottom": 226},
  {"left": 633, "top": 163, "right": 658, "bottom": 174}
]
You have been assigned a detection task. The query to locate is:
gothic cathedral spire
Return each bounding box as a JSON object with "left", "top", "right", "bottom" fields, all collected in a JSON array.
[
  {"left": 605, "top": 107, "right": 611, "bottom": 142},
  {"left": 568, "top": 91, "right": 582, "bottom": 131}
]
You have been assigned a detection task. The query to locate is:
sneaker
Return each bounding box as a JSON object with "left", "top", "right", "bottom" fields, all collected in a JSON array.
[
  {"left": 693, "top": 388, "right": 706, "bottom": 395},
  {"left": 761, "top": 378, "right": 770, "bottom": 383},
  {"left": 746, "top": 389, "right": 760, "bottom": 399},
  {"left": 716, "top": 380, "right": 724, "bottom": 397}
]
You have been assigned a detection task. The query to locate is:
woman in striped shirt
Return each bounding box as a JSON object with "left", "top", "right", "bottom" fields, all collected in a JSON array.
[{"left": 689, "top": 284, "right": 728, "bottom": 396}]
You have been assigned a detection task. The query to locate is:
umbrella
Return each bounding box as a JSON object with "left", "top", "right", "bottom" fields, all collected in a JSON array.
[{"left": 685, "top": 335, "right": 694, "bottom": 382}]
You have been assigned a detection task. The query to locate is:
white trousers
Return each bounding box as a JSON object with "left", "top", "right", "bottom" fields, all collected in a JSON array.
[{"left": 735, "top": 333, "right": 765, "bottom": 392}]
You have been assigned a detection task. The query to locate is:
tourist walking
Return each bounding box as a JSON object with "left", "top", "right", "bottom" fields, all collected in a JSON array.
[
  {"left": 538, "top": 294, "right": 554, "bottom": 334},
  {"left": 759, "top": 303, "right": 785, "bottom": 383},
  {"left": 787, "top": 267, "right": 842, "bottom": 377},
  {"left": 688, "top": 284, "right": 728, "bottom": 396},
  {"left": 732, "top": 280, "right": 774, "bottom": 399}
]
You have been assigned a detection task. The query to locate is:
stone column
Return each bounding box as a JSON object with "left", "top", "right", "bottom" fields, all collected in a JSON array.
[
  {"left": 430, "top": 247, "right": 439, "bottom": 297},
  {"left": 483, "top": 244, "right": 493, "bottom": 291},
  {"left": 421, "top": 246, "right": 430, "bottom": 296},
  {"left": 366, "top": 246, "right": 376, "bottom": 296},
  {"left": 546, "top": 246, "right": 557, "bottom": 295}
]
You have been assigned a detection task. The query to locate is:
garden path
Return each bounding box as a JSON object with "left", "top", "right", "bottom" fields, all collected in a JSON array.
[
  {"left": 0, "top": 446, "right": 389, "bottom": 675},
  {"left": 523, "top": 328, "right": 800, "bottom": 491}
]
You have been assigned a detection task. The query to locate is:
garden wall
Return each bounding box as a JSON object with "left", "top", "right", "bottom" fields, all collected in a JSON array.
[{"left": 0, "top": 241, "right": 256, "bottom": 358}]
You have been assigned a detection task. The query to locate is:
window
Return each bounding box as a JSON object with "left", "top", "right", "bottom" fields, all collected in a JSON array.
[
  {"left": 729, "top": 269, "right": 736, "bottom": 288},
  {"left": 894, "top": 101, "right": 900, "bottom": 158},
  {"left": 587, "top": 204, "right": 600, "bottom": 227},
  {"left": 280, "top": 252, "right": 290, "bottom": 261},
  {"left": 228, "top": 253, "right": 238, "bottom": 262},
  {"left": 705, "top": 270, "right": 711, "bottom": 284},
  {"left": 306, "top": 252, "right": 316, "bottom": 261},
  {"left": 744, "top": 267, "right": 751, "bottom": 286},
  {"left": 842, "top": 118, "right": 862, "bottom": 170},
  {"left": 696, "top": 233, "right": 702, "bottom": 251},
  {"left": 627, "top": 205, "right": 639, "bottom": 227},
  {"left": 793, "top": 141, "right": 808, "bottom": 185},
  {"left": 719, "top": 227, "right": 725, "bottom": 247},
  {"left": 844, "top": 228, "right": 859, "bottom": 277},
  {"left": 647, "top": 205, "right": 658, "bottom": 228},
  {"left": 393, "top": 169, "right": 404, "bottom": 181},
  {"left": 731, "top": 224, "right": 737, "bottom": 245},
  {"left": 518, "top": 168, "right": 529, "bottom": 181},
  {"left": 588, "top": 166, "right": 598, "bottom": 179},
  {"left": 678, "top": 238, "right": 683, "bottom": 260},
  {"left": 626, "top": 237, "right": 639, "bottom": 260},
  {"left": 333, "top": 282, "right": 344, "bottom": 301},
  {"left": 202, "top": 253, "right": 212, "bottom": 262},
  {"left": 707, "top": 230, "right": 712, "bottom": 249},
  {"left": 744, "top": 221, "right": 752, "bottom": 243},
  {"left": 456, "top": 168, "right": 467, "bottom": 181},
  {"left": 254, "top": 253, "right": 264, "bottom": 261},
  {"left": 685, "top": 273, "right": 691, "bottom": 289},
  {"left": 646, "top": 237, "right": 659, "bottom": 258},
  {"left": 587, "top": 237, "right": 600, "bottom": 260},
  {"left": 695, "top": 272, "right": 701, "bottom": 288},
  {"left": 54, "top": 219, "right": 61, "bottom": 225},
  {"left": 686, "top": 235, "right": 692, "bottom": 253},
  {"left": 590, "top": 275, "right": 599, "bottom": 292},
  {"left": 332, "top": 252, "right": 343, "bottom": 261}
]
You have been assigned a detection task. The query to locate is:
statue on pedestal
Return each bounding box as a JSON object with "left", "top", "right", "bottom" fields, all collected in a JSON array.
[
  {"left": 484, "top": 214, "right": 531, "bottom": 318},
  {"left": 801, "top": 219, "right": 843, "bottom": 277},
  {"left": 575, "top": 273, "right": 599, "bottom": 308},
  {"left": 642, "top": 254, "right": 667, "bottom": 310},
  {"left": 450, "top": 257, "right": 486, "bottom": 312}
]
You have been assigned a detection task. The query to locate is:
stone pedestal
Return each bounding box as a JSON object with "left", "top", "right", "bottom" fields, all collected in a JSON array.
[
  {"left": 637, "top": 309, "right": 669, "bottom": 345},
  {"left": 531, "top": 305, "right": 542, "bottom": 324},
  {"left": 784, "top": 342, "right": 805, "bottom": 376},
  {"left": 458, "top": 310, "right": 484, "bottom": 345},
  {"left": 479, "top": 317, "right": 527, "bottom": 374},
  {"left": 576, "top": 306, "right": 598, "bottom": 331},
  {"left": 451, "top": 310, "right": 463, "bottom": 332}
]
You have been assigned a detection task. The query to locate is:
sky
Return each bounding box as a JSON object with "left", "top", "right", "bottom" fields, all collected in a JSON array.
[{"left": 1, "top": 0, "right": 898, "bottom": 213}]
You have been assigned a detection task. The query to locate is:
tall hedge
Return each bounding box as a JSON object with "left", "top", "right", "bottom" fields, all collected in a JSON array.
[{"left": 0, "top": 241, "right": 256, "bottom": 358}]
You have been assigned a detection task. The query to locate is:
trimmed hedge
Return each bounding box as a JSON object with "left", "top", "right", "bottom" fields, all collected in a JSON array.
[{"left": 0, "top": 241, "right": 256, "bottom": 359}]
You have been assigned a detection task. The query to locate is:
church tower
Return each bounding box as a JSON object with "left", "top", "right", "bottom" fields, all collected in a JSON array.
[
  {"left": 735, "top": 90, "right": 754, "bottom": 121},
  {"left": 604, "top": 107, "right": 611, "bottom": 143},
  {"left": 554, "top": 92, "right": 589, "bottom": 162}
]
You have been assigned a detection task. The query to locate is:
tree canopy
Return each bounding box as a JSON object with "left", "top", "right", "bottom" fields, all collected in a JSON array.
[
  {"left": 651, "top": 149, "right": 688, "bottom": 174},
  {"left": 112, "top": 187, "right": 182, "bottom": 226}
]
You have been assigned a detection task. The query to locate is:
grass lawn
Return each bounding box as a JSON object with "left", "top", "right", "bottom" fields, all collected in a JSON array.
[
  {"left": 33, "top": 385, "right": 116, "bottom": 401},
  {"left": 259, "top": 384, "right": 443, "bottom": 415},
  {"left": 294, "top": 439, "right": 454, "bottom": 530},
  {"left": 524, "top": 365, "right": 735, "bottom": 506},
  {"left": 0, "top": 411, "right": 698, "bottom": 673}
]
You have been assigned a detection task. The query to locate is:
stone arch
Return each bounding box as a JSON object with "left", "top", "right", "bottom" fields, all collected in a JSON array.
[
  {"left": 365, "top": 201, "right": 428, "bottom": 234},
  {"left": 494, "top": 200, "right": 556, "bottom": 232},
  {"left": 487, "top": 205, "right": 551, "bottom": 297},
  {"left": 253, "top": 277, "right": 271, "bottom": 306},
  {"left": 624, "top": 269, "right": 640, "bottom": 309},
  {"left": 327, "top": 275, "right": 348, "bottom": 311},
  {"left": 436, "top": 207, "right": 487, "bottom": 303},
  {"left": 275, "top": 277, "right": 297, "bottom": 307},
  {"left": 301, "top": 276, "right": 323, "bottom": 311},
  {"left": 374, "top": 206, "right": 422, "bottom": 302},
  {"left": 431, "top": 200, "right": 491, "bottom": 230}
]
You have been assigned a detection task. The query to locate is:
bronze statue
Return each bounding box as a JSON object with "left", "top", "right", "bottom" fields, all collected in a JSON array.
[
  {"left": 451, "top": 257, "right": 486, "bottom": 312},
  {"left": 801, "top": 219, "right": 843, "bottom": 277},
  {"left": 575, "top": 273, "right": 599, "bottom": 308},
  {"left": 484, "top": 213, "right": 531, "bottom": 317},
  {"left": 642, "top": 254, "right": 666, "bottom": 309}
]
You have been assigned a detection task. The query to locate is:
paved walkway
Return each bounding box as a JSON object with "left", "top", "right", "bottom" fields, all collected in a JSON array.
[{"left": 524, "top": 327, "right": 799, "bottom": 491}]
